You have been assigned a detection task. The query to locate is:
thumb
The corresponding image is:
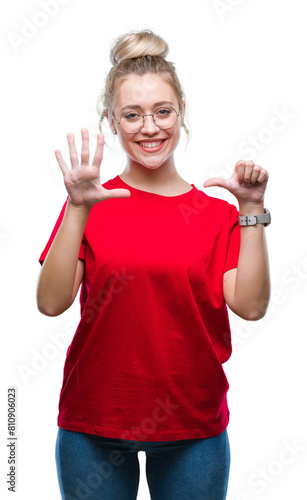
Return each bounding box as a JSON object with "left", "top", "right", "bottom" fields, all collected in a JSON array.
[{"left": 203, "top": 177, "right": 229, "bottom": 189}]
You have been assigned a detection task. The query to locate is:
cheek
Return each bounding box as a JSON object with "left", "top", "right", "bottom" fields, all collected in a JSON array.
[
  {"left": 172, "top": 127, "right": 181, "bottom": 146},
  {"left": 117, "top": 133, "right": 131, "bottom": 151}
]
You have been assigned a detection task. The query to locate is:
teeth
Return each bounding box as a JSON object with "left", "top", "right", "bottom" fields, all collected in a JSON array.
[{"left": 138, "top": 140, "right": 164, "bottom": 148}]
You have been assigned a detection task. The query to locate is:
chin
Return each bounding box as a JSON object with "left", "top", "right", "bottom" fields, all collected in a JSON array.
[
  {"left": 134, "top": 154, "right": 172, "bottom": 170},
  {"left": 141, "top": 162, "right": 164, "bottom": 169}
]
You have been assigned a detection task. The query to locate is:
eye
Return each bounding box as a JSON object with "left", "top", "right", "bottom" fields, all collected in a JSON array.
[
  {"left": 155, "top": 108, "right": 171, "bottom": 116},
  {"left": 123, "top": 112, "right": 141, "bottom": 121}
]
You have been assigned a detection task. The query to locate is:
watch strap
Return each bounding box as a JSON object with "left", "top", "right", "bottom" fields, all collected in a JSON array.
[{"left": 238, "top": 208, "right": 271, "bottom": 226}]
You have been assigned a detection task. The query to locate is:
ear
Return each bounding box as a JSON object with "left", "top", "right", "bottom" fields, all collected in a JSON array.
[
  {"left": 180, "top": 101, "right": 186, "bottom": 125},
  {"left": 106, "top": 110, "right": 117, "bottom": 135}
]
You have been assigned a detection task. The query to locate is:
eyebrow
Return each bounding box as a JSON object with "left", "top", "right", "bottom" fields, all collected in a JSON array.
[{"left": 120, "top": 101, "right": 175, "bottom": 112}]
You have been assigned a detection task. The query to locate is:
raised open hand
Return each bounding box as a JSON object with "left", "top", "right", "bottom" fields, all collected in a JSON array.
[{"left": 55, "top": 129, "right": 131, "bottom": 209}]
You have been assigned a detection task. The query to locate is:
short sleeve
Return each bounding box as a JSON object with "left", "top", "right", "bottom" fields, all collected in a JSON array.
[
  {"left": 38, "top": 197, "right": 87, "bottom": 266},
  {"left": 224, "top": 204, "right": 240, "bottom": 273}
]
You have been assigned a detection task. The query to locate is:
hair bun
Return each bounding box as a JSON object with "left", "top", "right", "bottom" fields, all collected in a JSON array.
[{"left": 110, "top": 29, "right": 169, "bottom": 65}]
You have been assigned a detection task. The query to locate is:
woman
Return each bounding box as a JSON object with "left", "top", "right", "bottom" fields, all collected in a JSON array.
[{"left": 37, "top": 29, "right": 270, "bottom": 500}]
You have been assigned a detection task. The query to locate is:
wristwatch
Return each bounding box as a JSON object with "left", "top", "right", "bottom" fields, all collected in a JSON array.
[{"left": 238, "top": 208, "right": 271, "bottom": 227}]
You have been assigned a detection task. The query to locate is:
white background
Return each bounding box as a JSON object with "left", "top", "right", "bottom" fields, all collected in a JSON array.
[{"left": 1, "top": 0, "right": 307, "bottom": 499}]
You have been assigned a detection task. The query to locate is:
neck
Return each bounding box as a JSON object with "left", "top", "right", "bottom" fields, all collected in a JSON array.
[{"left": 121, "top": 157, "right": 182, "bottom": 189}]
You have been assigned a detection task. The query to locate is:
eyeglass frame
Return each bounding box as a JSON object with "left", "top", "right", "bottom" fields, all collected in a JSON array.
[{"left": 113, "top": 106, "right": 180, "bottom": 134}]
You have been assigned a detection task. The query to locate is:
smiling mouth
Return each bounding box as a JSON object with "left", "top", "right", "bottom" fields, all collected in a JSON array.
[{"left": 137, "top": 139, "right": 166, "bottom": 148}]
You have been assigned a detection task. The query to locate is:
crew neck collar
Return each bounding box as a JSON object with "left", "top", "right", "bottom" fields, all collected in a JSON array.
[{"left": 116, "top": 175, "right": 196, "bottom": 199}]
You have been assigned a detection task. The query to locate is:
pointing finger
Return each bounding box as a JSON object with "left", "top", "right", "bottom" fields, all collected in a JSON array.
[{"left": 203, "top": 177, "right": 229, "bottom": 189}]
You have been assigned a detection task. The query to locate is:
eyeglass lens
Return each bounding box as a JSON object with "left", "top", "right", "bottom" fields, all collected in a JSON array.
[{"left": 119, "top": 107, "right": 178, "bottom": 133}]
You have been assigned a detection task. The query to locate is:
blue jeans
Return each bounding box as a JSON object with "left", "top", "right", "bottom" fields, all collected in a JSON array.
[{"left": 55, "top": 427, "right": 230, "bottom": 499}]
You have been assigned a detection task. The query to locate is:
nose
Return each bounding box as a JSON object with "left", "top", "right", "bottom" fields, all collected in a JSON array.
[{"left": 140, "top": 114, "right": 160, "bottom": 135}]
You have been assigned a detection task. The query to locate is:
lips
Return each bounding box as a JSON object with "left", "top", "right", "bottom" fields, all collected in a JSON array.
[{"left": 136, "top": 139, "right": 167, "bottom": 152}]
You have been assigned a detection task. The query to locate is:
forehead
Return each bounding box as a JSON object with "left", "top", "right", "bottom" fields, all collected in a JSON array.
[{"left": 115, "top": 73, "right": 177, "bottom": 109}]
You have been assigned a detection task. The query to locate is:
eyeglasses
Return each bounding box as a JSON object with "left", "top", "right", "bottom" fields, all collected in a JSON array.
[{"left": 114, "top": 106, "right": 180, "bottom": 134}]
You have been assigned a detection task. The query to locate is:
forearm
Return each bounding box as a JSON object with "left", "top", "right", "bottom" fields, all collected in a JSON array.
[
  {"left": 36, "top": 200, "right": 91, "bottom": 316},
  {"left": 233, "top": 201, "right": 270, "bottom": 320}
]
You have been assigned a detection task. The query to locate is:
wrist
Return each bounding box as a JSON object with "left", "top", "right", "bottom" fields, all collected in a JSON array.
[
  {"left": 67, "top": 198, "right": 92, "bottom": 216},
  {"left": 238, "top": 200, "right": 265, "bottom": 216}
]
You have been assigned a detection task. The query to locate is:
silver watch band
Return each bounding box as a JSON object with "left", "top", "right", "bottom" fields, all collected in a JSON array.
[{"left": 238, "top": 208, "right": 271, "bottom": 227}]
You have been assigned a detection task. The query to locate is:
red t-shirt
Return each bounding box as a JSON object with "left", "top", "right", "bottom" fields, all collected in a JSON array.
[{"left": 39, "top": 175, "right": 240, "bottom": 441}]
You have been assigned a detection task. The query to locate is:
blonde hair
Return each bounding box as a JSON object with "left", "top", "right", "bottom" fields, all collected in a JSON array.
[{"left": 96, "top": 29, "right": 190, "bottom": 138}]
